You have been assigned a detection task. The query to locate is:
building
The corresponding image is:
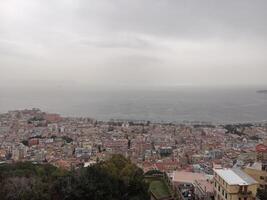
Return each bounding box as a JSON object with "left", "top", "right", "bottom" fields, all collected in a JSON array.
[
  {"left": 171, "top": 171, "right": 208, "bottom": 185},
  {"left": 255, "top": 144, "right": 267, "bottom": 162},
  {"left": 28, "top": 138, "right": 39, "bottom": 146},
  {"left": 244, "top": 162, "right": 267, "bottom": 190},
  {"left": 44, "top": 113, "right": 62, "bottom": 123},
  {"left": 213, "top": 168, "right": 258, "bottom": 200},
  {"left": 194, "top": 179, "right": 214, "bottom": 200},
  {"left": 171, "top": 171, "right": 208, "bottom": 200},
  {"left": 159, "top": 147, "right": 172, "bottom": 157},
  {"left": 208, "top": 150, "right": 223, "bottom": 160},
  {"left": 11, "top": 143, "right": 28, "bottom": 161}
]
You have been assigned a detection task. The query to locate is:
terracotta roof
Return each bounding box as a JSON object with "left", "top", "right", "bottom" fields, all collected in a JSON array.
[{"left": 256, "top": 144, "right": 267, "bottom": 153}]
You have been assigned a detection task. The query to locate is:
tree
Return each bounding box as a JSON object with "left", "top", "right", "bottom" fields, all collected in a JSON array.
[
  {"left": 53, "top": 155, "right": 149, "bottom": 200},
  {"left": 62, "top": 136, "right": 73, "bottom": 143},
  {"left": 21, "top": 140, "right": 29, "bottom": 146},
  {"left": 0, "top": 156, "right": 149, "bottom": 200},
  {"left": 128, "top": 139, "right": 131, "bottom": 149},
  {"left": 257, "top": 188, "right": 267, "bottom": 200}
]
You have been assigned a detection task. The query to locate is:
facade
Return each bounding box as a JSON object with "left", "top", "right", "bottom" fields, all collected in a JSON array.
[
  {"left": 244, "top": 142, "right": 267, "bottom": 191},
  {"left": 194, "top": 179, "right": 214, "bottom": 200},
  {"left": 171, "top": 171, "right": 208, "bottom": 200},
  {"left": 255, "top": 144, "right": 267, "bottom": 162},
  {"left": 159, "top": 147, "right": 172, "bottom": 156},
  {"left": 244, "top": 162, "right": 267, "bottom": 190},
  {"left": 213, "top": 168, "right": 258, "bottom": 200}
]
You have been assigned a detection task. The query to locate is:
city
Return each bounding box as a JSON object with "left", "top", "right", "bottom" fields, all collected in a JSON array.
[
  {"left": 1, "top": 108, "right": 266, "bottom": 200},
  {"left": 1, "top": 0, "right": 267, "bottom": 199}
]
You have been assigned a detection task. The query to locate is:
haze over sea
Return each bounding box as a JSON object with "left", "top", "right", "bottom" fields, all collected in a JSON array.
[{"left": 1, "top": 85, "right": 267, "bottom": 124}]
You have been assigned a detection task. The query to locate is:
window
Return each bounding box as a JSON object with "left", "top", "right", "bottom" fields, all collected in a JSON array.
[
  {"left": 215, "top": 182, "right": 217, "bottom": 188},
  {"left": 222, "top": 189, "right": 224, "bottom": 195},
  {"left": 225, "top": 193, "right": 227, "bottom": 199},
  {"left": 218, "top": 186, "right": 221, "bottom": 192},
  {"left": 260, "top": 176, "right": 264, "bottom": 180},
  {"left": 244, "top": 185, "right": 248, "bottom": 192}
]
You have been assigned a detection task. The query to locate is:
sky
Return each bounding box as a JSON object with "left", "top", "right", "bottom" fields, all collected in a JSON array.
[{"left": 1, "top": 0, "right": 267, "bottom": 88}]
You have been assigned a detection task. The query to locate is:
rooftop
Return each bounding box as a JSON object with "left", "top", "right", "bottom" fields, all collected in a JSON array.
[
  {"left": 246, "top": 162, "right": 262, "bottom": 170},
  {"left": 256, "top": 144, "right": 267, "bottom": 153},
  {"left": 214, "top": 168, "right": 257, "bottom": 186},
  {"left": 172, "top": 171, "right": 207, "bottom": 184},
  {"left": 195, "top": 179, "right": 214, "bottom": 193}
]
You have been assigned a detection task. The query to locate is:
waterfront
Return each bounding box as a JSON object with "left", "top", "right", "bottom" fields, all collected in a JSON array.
[{"left": 1, "top": 86, "right": 267, "bottom": 123}]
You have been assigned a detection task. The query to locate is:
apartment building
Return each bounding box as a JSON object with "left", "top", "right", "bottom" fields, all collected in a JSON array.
[
  {"left": 244, "top": 162, "right": 267, "bottom": 190},
  {"left": 213, "top": 168, "right": 258, "bottom": 200}
]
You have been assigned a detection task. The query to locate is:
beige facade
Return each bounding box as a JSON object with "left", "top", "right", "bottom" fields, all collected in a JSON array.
[
  {"left": 213, "top": 168, "right": 258, "bottom": 200},
  {"left": 244, "top": 162, "right": 267, "bottom": 190}
]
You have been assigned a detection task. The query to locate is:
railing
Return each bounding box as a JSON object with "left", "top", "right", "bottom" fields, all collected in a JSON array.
[
  {"left": 239, "top": 191, "right": 252, "bottom": 196},
  {"left": 150, "top": 191, "right": 174, "bottom": 200}
]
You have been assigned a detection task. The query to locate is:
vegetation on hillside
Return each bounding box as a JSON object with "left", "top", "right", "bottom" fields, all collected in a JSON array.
[
  {"left": 0, "top": 155, "right": 149, "bottom": 200},
  {"left": 257, "top": 188, "right": 267, "bottom": 200},
  {"left": 223, "top": 123, "right": 253, "bottom": 136}
]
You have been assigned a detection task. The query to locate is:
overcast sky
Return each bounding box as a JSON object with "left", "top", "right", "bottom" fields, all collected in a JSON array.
[{"left": 1, "top": 0, "right": 267, "bottom": 88}]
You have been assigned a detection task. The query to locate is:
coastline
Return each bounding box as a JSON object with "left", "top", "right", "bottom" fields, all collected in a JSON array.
[{"left": 1, "top": 108, "right": 267, "bottom": 126}]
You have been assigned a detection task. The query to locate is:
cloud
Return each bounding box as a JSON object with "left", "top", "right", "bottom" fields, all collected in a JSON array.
[
  {"left": 78, "top": 33, "right": 157, "bottom": 50},
  {"left": 0, "top": 0, "right": 267, "bottom": 87}
]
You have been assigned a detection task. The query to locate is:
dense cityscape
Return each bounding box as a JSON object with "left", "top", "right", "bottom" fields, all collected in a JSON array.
[
  {"left": 2, "top": 0, "right": 267, "bottom": 199},
  {"left": 0, "top": 108, "right": 267, "bottom": 200}
]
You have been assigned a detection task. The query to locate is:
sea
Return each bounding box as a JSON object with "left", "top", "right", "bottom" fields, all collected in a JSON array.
[{"left": 1, "top": 85, "right": 267, "bottom": 124}]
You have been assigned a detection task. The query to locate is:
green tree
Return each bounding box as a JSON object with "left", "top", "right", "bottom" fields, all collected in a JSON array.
[
  {"left": 0, "top": 155, "right": 149, "bottom": 200},
  {"left": 257, "top": 188, "right": 267, "bottom": 200}
]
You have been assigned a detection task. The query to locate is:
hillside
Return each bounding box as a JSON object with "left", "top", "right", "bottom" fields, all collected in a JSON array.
[{"left": 0, "top": 155, "right": 149, "bottom": 200}]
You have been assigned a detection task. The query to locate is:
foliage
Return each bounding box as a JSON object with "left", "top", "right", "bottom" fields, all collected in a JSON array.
[
  {"left": 21, "top": 140, "right": 29, "bottom": 146},
  {"left": 249, "top": 135, "right": 260, "bottom": 140},
  {"left": 223, "top": 123, "right": 253, "bottom": 136},
  {"left": 0, "top": 155, "right": 149, "bottom": 200},
  {"left": 27, "top": 116, "right": 44, "bottom": 123},
  {"left": 257, "top": 188, "right": 267, "bottom": 200},
  {"left": 149, "top": 180, "right": 171, "bottom": 199},
  {"left": 61, "top": 136, "right": 73, "bottom": 143},
  {"left": 0, "top": 162, "right": 67, "bottom": 200}
]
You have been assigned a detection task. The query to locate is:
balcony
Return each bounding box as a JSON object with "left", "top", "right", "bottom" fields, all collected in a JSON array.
[{"left": 239, "top": 190, "right": 252, "bottom": 197}]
